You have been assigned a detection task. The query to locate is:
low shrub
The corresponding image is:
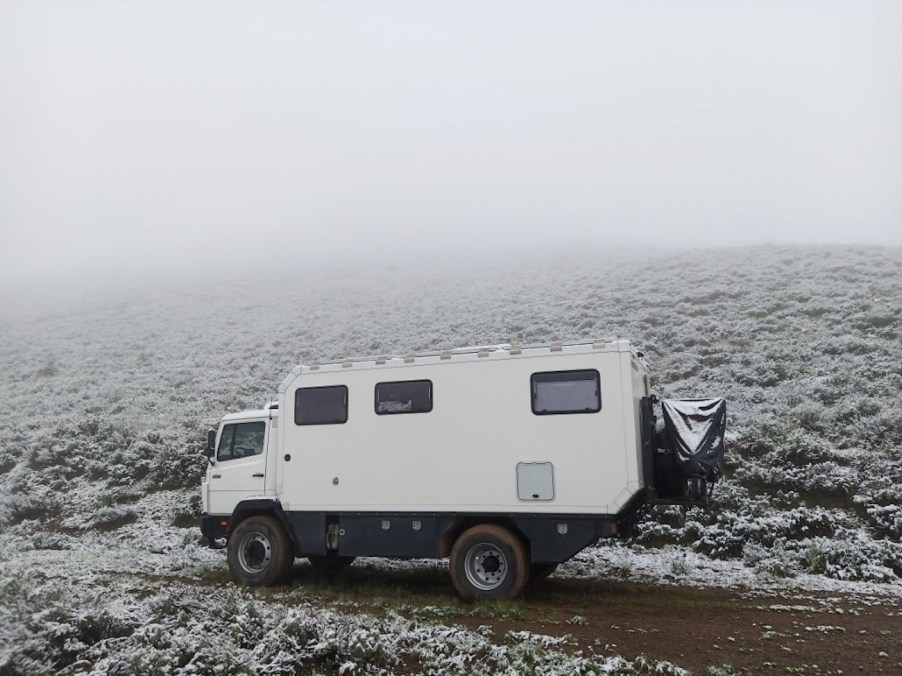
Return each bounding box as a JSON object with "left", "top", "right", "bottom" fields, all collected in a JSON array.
[
  {"left": 800, "top": 536, "right": 901, "bottom": 581},
  {"left": 0, "top": 446, "right": 19, "bottom": 475},
  {"left": 1, "top": 489, "right": 63, "bottom": 526},
  {"left": 91, "top": 506, "right": 138, "bottom": 531},
  {"left": 865, "top": 504, "right": 902, "bottom": 540},
  {"left": 147, "top": 439, "right": 206, "bottom": 492}
]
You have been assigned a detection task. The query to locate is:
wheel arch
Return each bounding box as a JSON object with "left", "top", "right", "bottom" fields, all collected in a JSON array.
[
  {"left": 439, "top": 516, "right": 530, "bottom": 559},
  {"left": 230, "top": 499, "right": 298, "bottom": 553}
]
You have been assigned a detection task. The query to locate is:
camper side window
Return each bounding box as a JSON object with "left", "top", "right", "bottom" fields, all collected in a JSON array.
[
  {"left": 375, "top": 380, "right": 433, "bottom": 415},
  {"left": 295, "top": 385, "right": 349, "bottom": 425},
  {"left": 531, "top": 370, "right": 601, "bottom": 415}
]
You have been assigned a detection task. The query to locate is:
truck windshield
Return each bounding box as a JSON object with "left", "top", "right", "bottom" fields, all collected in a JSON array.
[{"left": 217, "top": 421, "right": 266, "bottom": 461}]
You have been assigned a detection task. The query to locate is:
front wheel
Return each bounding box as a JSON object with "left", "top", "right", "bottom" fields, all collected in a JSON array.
[
  {"left": 449, "top": 524, "right": 529, "bottom": 600},
  {"left": 227, "top": 515, "right": 294, "bottom": 586}
]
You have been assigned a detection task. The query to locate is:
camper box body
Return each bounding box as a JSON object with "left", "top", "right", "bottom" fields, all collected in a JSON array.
[{"left": 278, "top": 339, "right": 647, "bottom": 517}]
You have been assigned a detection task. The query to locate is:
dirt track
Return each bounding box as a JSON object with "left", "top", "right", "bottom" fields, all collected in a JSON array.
[
  {"left": 481, "top": 579, "right": 901, "bottom": 674},
  {"left": 461, "top": 579, "right": 902, "bottom": 673},
  {"left": 282, "top": 565, "right": 902, "bottom": 674}
]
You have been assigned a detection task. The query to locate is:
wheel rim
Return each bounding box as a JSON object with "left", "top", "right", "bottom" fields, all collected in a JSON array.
[
  {"left": 237, "top": 531, "right": 272, "bottom": 574},
  {"left": 464, "top": 542, "right": 509, "bottom": 591}
]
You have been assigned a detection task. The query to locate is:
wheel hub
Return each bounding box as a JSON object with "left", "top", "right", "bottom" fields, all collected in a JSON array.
[
  {"left": 464, "top": 543, "right": 509, "bottom": 591},
  {"left": 238, "top": 532, "right": 272, "bottom": 573}
]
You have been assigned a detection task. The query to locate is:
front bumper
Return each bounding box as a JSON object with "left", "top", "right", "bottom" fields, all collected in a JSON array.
[{"left": 200, "top": 514, "right": 230, "bottom": 545}]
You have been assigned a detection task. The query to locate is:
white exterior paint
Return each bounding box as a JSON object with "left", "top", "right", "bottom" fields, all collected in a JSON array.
[{"left": 205, "top": 340, "right": 651, "bottom": 518}]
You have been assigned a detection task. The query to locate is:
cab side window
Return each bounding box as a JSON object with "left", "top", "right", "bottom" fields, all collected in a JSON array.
[{"left": 217, "top": 421, "right": 266, "bottom": 461}]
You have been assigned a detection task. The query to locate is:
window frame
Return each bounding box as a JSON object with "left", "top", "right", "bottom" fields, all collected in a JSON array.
[
  {"left": 294, "top": 384, "right": 349, "bottom": 426},
  {"left": 374, "top": 379, "right": 434, "bottom": 416},
  {"left": 530, "top": 369, "right": 602, "bottom": 416},
  {"left": 216, "top": 420, "right": 266, "bottom": 462}
]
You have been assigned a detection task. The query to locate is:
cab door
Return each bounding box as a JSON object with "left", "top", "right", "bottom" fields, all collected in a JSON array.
[{"left": 207, "top": 420, "right": 268, "bottom": 515}]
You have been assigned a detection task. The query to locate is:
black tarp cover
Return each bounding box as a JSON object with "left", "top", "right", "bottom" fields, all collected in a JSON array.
[{"left": 662, "top": 398, "right": 727, "bottom": 482}]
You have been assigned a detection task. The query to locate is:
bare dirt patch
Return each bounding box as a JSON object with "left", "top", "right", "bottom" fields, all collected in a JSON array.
[
  {"left": 486, "top": 579, "right": 900, "bottom": 674},
  {"left": 272, "top": 564, "right": 902, "bottom": 674}
]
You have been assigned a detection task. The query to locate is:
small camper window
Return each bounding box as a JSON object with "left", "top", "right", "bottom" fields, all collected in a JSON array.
[
  {"left": 375, "top": 380, "right": 433, "bottom": 415},
  {"left": 531, "top": 370, "right": 601, "bottom": 415},
  {"left": 295, "top": 385, "right": 348, "bottom": 425}
]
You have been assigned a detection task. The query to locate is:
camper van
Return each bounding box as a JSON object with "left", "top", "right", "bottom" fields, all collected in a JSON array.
[{"left": 201, "top": 339, "right": 726, "bottom": 599}]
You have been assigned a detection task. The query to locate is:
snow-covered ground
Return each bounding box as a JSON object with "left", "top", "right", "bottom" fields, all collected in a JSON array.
[{"left": 1, "top": 244, "right": 900, "bottom": 673}]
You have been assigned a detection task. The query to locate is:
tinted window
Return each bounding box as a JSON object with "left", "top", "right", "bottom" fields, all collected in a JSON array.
[
  {"left": 217, "top": 421, "right": 266, "bottom": 461},
  {"left": 375, "top": 380, "right": 433, "bottom": 415},
  {"left": 531, "top": 370, "right": 601, "bottom": 415},
  {"left": 295, "top": 385, "right": 348, "bottom": 425}
]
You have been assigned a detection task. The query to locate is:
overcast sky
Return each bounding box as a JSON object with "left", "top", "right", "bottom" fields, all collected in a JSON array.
[{"left": 1, "top": 0, "right": 900, "bottom": 285}]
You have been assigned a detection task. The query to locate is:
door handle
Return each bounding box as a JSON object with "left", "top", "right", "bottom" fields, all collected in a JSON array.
[
  {"left": 252, "top": 473, "right": 264, "bottom": 478},
  {"left": 212, "top": 474, "right": 221, "bottom": 479}
]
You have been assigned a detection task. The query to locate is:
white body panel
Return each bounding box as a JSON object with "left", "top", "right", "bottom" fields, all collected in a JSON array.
[{"left": 262, "top": 340, "right": 649, "bottom": 516}]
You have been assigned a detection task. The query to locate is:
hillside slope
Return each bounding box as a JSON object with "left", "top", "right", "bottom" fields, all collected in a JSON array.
[{"left": 1, "top": 244, "right": 900, "bottom": 672}]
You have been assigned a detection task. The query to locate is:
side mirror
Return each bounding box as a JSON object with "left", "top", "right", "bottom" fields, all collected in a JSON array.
[{"left": 206, "top": 429, "right": 217, "bottom": 462}]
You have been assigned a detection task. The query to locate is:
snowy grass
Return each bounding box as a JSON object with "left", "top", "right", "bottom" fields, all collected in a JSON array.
[
  {"left": 0, "top": 532, "right": 691, "bottom": 675},
  {"left": 1, "top": 243, "right": 900, "bottom": 671}
]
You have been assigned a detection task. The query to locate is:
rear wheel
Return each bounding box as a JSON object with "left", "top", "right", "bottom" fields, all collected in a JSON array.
[
  {"left": 449, "top": 524, "right": 529, "bottom": 600},
  {"left": 227, "top": 515, "right": 294, "bottom": 586}
]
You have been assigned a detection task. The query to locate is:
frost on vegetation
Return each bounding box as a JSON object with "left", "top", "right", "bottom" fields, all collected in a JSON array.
[
  {"left": 62, "top": 505, "right": 138, "bottom": 532},
  {"left": 802, "top": 538, "right": 899, "bottom": 582},
  {"left": 0, "top": 574, "right": 689, "bottom": 676},
  {"left": 1, "top": 244, "right": 902, "bottom": 667},
  {"left": 865, "top": 504, "right": 902, "bottom": 540},
  {"left": 0, "top": 417, "right": 205, "bottom": 531},
  {"left": 0, "top": 445, "right": 19, "bottom": 475}
]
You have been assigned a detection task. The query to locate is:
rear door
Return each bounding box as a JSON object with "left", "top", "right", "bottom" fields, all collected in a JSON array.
[{"left": 207, "top": 420, "right": 268, "bottom": 515}]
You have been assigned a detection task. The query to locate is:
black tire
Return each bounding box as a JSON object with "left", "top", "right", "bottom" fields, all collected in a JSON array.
[
  {"left": 307, "top": 554, "right": 356, "bottom": 571},
  {"left": 227, "top": 515, "right": 294, "bottom": 586},
  {"left": 449, "top": 524, "right": 529, "bottom": 600},
  {"left": 530, "top": 562, "right": 559, "bottom": 582}
]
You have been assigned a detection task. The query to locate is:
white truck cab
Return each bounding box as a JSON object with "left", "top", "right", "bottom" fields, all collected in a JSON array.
[
  {"left": 202, "top": 407, "right": 278, "bottom": 516},
  {"left": 200, "top": 340, "right": 726, "bottom": 600}
]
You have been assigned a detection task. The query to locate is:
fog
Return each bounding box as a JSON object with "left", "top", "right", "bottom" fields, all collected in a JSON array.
[{"left": 1, "top": 0, "right": 900, "bottom": 291}]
